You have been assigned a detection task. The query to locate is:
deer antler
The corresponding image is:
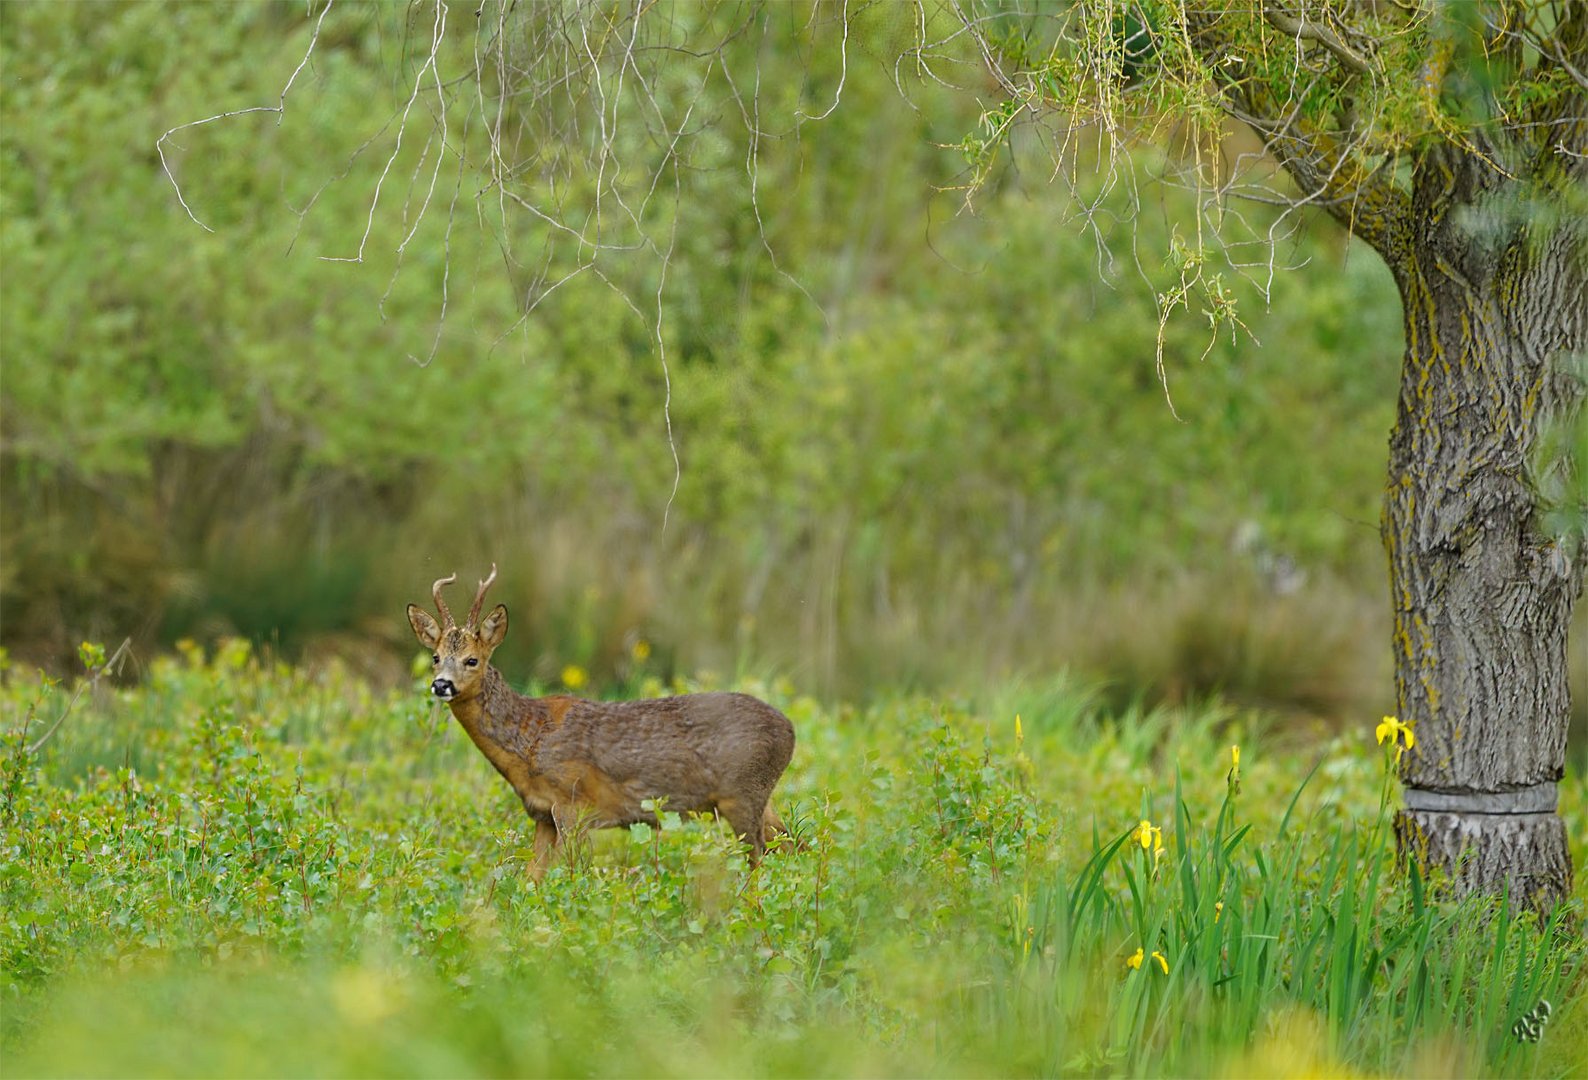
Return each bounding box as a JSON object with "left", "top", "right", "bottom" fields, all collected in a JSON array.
[
  {"left": 431, "top": 572, "right": 459, "bottom": 629},
  {"left": 466, "top": 563, "right": 499, "bottom": 629}
]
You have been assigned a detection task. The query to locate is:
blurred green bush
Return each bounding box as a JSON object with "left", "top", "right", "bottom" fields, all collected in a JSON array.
[{"left": 6, "top": 2, "right": 1566, "bottom": 720}]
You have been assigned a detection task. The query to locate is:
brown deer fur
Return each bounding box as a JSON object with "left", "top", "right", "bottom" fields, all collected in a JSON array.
[{"left": 407, "top": 567, "right": 797, "bottom": 879}]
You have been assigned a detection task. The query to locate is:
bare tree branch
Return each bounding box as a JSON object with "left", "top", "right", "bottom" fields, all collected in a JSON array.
[
  {"left": 323, "top": 0, "right": 449, "bottom": 263},
  {"left": 158, "top": 1, "right": 335, "bottom": 233},
  {"left": 1263, "top": 7, "right": 1374, "bottom": 77}
]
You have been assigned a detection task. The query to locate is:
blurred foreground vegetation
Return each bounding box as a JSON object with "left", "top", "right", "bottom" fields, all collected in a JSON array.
[
  {"left": 3, "top": 645, "right": 1586, "bottom": 1077},
  {"left": 3, "top": 1, "right": 1525, "bottom": 719}
]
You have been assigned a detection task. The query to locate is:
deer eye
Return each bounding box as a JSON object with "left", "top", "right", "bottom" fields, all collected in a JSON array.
[
  {"left": 431, "top": 654, "right": 439, "bottom": 664},
  {"left": 465, "top": 658, "right": 479, "bottom": 667}
]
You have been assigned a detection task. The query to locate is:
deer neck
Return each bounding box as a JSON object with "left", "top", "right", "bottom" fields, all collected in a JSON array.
[{"left": 446, "top": 665, "right": 540, "bottom": 745}]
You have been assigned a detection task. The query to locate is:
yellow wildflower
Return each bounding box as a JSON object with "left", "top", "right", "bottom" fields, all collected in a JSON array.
[
  {"left": 631, "top": 639, "right": 652, "bottom": 662},
  {"left": 1375, "top": 715, "right": 1416, "bottom": 761},
  {"left": 1012, "top": 714, "right": 1034, "bottom": 787},
  {"left": 1214, "top": 901, "right": 1224, "bottom": 924},
  {"left": 1132, "top": 819, "right": 1164, "bottom": 857},
  {"left": 1125, "top": 947, "right": 1169, "bottom": 974},
  {"left": 561, "top": 664, "right": 589, "bottom": 691}
]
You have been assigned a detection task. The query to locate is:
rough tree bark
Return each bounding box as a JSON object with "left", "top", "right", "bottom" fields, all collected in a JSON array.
[{"left": 1385, "top": 144, "right": 1586, "bottom": 911}]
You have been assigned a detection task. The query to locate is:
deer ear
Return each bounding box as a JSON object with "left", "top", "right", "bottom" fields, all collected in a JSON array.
[
  {"left": 407, "top": 604, "right": 442, "bottom": 649},
  {"left": 478, "top": 604, "right": 508, "bottom": 649}
]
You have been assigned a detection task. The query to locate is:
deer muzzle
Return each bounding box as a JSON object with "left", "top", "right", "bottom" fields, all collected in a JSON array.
[{"left": 431, "top": 677, "right": 457, "bottom": 701}]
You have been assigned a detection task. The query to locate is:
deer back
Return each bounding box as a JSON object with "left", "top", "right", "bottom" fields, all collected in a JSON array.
[{"left": 463, "top": 676, "right": 794, "bottom": 827}]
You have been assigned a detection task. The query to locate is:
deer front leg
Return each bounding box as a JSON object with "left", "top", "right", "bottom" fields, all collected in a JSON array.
[{"left": 715, "top": 796, "right": 769, "bottom": 865}]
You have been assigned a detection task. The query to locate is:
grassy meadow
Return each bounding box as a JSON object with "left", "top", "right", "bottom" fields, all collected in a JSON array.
[{"left": 2, "top": 643, "right": 1585, "bottom": 1078}]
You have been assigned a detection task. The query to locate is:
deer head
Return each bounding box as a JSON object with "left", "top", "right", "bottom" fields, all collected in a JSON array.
[{"left": 406, "top": 564, "right": 507, "bottom": 702}]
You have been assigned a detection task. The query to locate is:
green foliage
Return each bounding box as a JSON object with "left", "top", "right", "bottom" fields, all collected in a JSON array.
[
  {"left": 2, "top": 649, "right": 1585, "bottom": 1076},
  {"left": 0, "top": 1, "right": 1411, "bottom": 706},
  {"left": 986, "top": 1, "right": 1580, "bottom": 171}
]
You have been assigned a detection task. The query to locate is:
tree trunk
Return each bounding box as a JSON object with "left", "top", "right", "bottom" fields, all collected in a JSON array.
[{"left": 1384, "top": 150, "right": 1586, "bottom": 912}]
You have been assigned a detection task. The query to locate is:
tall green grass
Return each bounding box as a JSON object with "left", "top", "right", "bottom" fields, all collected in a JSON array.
[{"left": 2, "top": 645, "right": 1583, "bottom": 1076}]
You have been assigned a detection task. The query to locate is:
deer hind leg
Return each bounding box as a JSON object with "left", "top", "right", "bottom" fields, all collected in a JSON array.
[{"left": 530, "top": 817, "right": 561, "bottom": 882}]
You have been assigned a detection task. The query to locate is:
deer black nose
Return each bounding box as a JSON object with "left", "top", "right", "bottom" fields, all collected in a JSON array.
[{"left": 431, "top": 678, "right": 455, "bottom": 699}]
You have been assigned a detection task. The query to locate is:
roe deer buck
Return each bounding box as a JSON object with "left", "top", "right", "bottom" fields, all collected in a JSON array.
[{"left": 407, "top": 565, "right": 797, "bottom": 879}]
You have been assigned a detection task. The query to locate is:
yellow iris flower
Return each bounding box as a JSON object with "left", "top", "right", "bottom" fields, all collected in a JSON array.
[
  {"left": 1375, "top": 715, "right": 1416, "bottom": 761},
  {"left": 1126, "top": 947, "right": 1169, "bottom": 973},
  {"left": 1132, "top": 819, "right": 1164, "bottom": 857}
]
